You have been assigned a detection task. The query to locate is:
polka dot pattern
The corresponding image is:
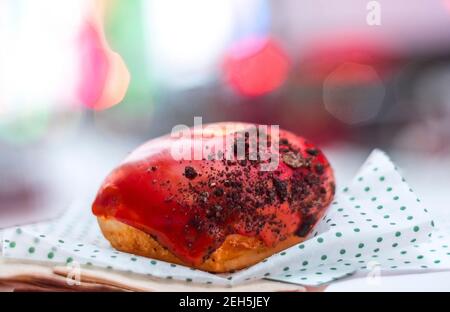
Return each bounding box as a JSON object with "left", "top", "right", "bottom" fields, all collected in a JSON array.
[{"left": 2, "top": 150, "right": 449, "bottom": 287}]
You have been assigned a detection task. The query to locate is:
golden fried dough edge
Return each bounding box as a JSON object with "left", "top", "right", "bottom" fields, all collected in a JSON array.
[{"left": 97, "top": 217, "right": 304, "bottom": 273}]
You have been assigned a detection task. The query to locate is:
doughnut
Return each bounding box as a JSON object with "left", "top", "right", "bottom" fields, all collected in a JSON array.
[{"left": 92, "top": 122, "right": 335, "bottom": 273}]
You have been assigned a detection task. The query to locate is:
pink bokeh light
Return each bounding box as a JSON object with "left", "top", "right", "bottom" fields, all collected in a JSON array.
[{"left": 223, "top": 37, "right": 290, "bottom": 97}]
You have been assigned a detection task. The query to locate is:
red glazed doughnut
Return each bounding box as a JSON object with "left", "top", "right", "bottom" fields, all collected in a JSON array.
[{"left": 93, "top": 122, "right": 335, "bottom": 272}]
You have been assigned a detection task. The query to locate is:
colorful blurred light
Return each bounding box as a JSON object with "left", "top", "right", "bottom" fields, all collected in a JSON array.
[
  {"left": 223, "top": 37, "right": 290, "bottom": 97},
  {"left": 76, "top": 3, "right": 130, "bottom": 111},
  {"left": 144, "top": 0, "right": 233, "bottom": 87},
  {"left": 0, "top": 108, "right": 50, "bottom": 144},
  {"left": 103, "top": 0, "right": 155, "bottom": 113},
  {"left": 229, "top": 0, "right": 271, "bottom": 41},
  {"left": 444, "top": 0, "right": 450, "bottom": 12},
  {"left": 77, "top": 22, "right": 109, "bottom": 110},
  {"left": 298, "top": 34, "right": 393, "bottom": 85},
  {"left": 0, "top": 0, "right": 86, "bottom": 144},
  {"left": 323, "top": 62, "right": 386, "bottom": 125}
]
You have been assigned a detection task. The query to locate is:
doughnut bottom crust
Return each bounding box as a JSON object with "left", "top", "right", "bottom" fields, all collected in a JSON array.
[{"left": 97, "top": 217, "right": 304, "bottom": 273}]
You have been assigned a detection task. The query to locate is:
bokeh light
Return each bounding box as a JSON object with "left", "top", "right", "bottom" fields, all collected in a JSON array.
[
  {"left": 223, "top": 37, "right": 290, "bottom": 97},
  {"left": 0, "top": 0, "right": 86, "bottom": 144},
  {"left": 444, "top": 0, "right": 450, "bottom": 12},
  {"left": 144, "top": 0, "right": 234, "bottom": 87},
  {"left": 77, "top": 21, "right": 109, "bottom": 110},
  {"left": 297, "top": 34, "right": 393, "bottom": 85},
  {"left": 103, "top": 0, "right": 155, "bottom": 113},
  {"left": 76, "top": 4, "right": 130, "bottom": 111},
  {"left": 0, "top": 108, "right": 50, "bottom": 144},
  {"left": 323, "top": 62, "right": 386, "bottom": 125}
]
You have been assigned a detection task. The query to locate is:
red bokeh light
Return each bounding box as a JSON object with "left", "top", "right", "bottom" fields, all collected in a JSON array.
[
  {"left": 77, "top": 22, "right": 109, "bottom": 110},
  {"left": 76, "top": 19, "right": 129, "bottom": 111},
  {"left": 444, "top": 0, "right": 450, "bottom": 12},
  {"left": 297, "top": 34, "right": 395, "bottom": 86},
  {"left": 223, "top": 37, "right": 290, "bottom": 97}
]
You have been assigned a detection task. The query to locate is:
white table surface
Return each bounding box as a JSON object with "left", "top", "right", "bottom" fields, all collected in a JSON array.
[{"left": 327, "top": 271, "right": 450, "bottom": 291}]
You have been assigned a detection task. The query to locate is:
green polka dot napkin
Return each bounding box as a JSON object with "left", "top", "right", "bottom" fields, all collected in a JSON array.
[{"left": 2, "top": 150, "right": 450, "bottom": 286}]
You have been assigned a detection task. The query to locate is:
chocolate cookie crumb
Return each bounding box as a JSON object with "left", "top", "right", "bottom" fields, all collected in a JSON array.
[
  {"left": 272, "top": 177, "right": 288, "bottom": 202},
  {"left": 213, "top": 188, "right": 224, "bottom": 197},
  {"left": 295, "top": 215, "right": 316, "bottom": 237},
  {"left": 282, "top": 151, "right": 304, "bottom": 168},
  {"left": 315, "top": 163, "right": 324, "bottom": 175},
  {"left": 306, "top": 148, "right": 319, "bottom": 156},
  {"left": 184, "top": 166, "right": 198, "bottom": 180}
]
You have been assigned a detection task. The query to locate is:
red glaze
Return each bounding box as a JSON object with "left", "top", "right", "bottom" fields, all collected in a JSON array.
[{"left": 93, "top": 123, "right": 335, "bottom": 265}]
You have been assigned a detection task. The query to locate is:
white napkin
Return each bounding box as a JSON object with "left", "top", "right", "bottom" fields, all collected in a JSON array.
[{"left": 3, "top": 150, "right": 450, "bottom": 286}]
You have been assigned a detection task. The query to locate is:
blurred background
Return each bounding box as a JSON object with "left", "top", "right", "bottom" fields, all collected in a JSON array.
[{"left": 1, "top": 0, "right": 450, "bottom": 227}]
